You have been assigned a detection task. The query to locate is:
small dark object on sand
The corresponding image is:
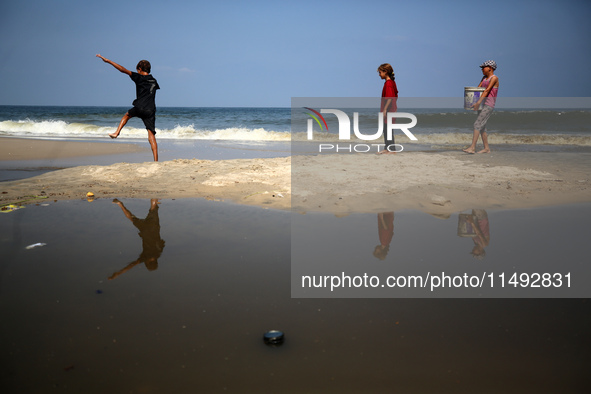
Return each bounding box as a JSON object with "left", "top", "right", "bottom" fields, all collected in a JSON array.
[{"left": 263, "top": 330, "right": 284, "bottom": 346}]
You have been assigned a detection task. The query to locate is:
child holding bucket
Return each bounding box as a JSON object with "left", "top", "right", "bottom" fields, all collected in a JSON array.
[{"left": 463, "top": 60, "right": 499, "bottom": 154}]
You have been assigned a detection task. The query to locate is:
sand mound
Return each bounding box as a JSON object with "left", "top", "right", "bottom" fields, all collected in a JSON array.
[{"left": 2, "top": 152, "right": 590, "bottom": 214}]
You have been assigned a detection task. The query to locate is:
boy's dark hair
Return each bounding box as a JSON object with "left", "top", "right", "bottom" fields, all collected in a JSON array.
[{"left": 136, "top": 60, "right": 151, "bottom": 73}]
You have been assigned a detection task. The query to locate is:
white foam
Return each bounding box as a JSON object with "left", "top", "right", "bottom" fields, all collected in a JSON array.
[
  {"left": 1, "top": 120, "right": 590, "bottom": 146},
  {"left": 0, "top": 120, "right": 291, "bottom": 141}
]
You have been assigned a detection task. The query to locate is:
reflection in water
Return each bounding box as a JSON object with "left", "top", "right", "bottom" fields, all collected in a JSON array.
[
  {"left": 373, "top": 212, "right": 394, "bottom": 260},
  {"left": 457, "top": 209, "right": 490, "bottom": 259},
  {"left": 1, "top": 199, "right": 590, "bottom": 391},
  {"left": 109, "top": 198, "right": 166, "bottom": 279}
]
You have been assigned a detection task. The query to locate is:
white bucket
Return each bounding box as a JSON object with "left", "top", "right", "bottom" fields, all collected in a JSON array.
[{"left": 464, "top": 87, "right": 486, "bottom": 110}]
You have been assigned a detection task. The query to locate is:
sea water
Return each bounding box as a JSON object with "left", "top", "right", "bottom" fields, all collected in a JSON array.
[
  {"left": 0, "top": 106, "right": 291, "bottom": 142},
  {"left": 1, "top": 104, "right": 590, "bottom": 150}
]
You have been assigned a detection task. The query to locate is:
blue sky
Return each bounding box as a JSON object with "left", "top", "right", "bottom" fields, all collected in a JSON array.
[{"left": 0, "top": 0, "right": 589, "bottom": 107}]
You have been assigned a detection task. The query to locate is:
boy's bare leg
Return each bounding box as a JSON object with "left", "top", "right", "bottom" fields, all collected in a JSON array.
[
  {"left": 478, "top": 131, "right": 490, "bottom": 153},
  {"left": 148, "top": 130, "right": 158, "bottom": 161},
  {"left": 463, "top": 129, "right": 480, "bottom": 154},
  {"left": 110, "top": 113, "right": 131, "bottom": 138},
  {"left": 149, "top": 199, "right": 160, "bottom": 210}
]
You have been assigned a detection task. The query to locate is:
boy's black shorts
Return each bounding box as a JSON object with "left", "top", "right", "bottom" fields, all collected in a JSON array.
[{"left": 127, "top": 107, "right": 156, "bottom": 134}]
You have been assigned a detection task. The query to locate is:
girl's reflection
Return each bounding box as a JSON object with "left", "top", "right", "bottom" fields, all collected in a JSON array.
[
  {"left": 109, "top": 198, "right": 166, "bottom": 280},
  {"left": 373, "top": 212, "right": 394, "bottom": 260}
]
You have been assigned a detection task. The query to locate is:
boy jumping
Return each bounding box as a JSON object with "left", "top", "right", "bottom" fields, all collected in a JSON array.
[{"left": 96, "top": 54, "right": 160, "bottom": 161}]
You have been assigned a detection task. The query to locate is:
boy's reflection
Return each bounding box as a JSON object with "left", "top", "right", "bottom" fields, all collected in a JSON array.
[
  {"left": 373, "top": 212, "right": 394, "bottom": 260},
  {"left": 109, "top": 198, "right": 165, "bottom": 280},
  {"left": 458, "top": 209, "right": 490, "bottom": 259}
]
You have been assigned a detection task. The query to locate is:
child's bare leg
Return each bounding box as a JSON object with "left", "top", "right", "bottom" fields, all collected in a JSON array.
[
  {"left": 110, "top": 113, "right": 131, "bottom": 138},
  {"left": 149, "top": 199, "right": 160, "bottom": 210},
  {"left": 147, "top": 130, "right": 158, "bottom": 161},
  {"left": 478, "top": 131, "right": 490, "bottom": 153},
  {"left": 463, "top": 129, "right": 480, "bottom": 154}
]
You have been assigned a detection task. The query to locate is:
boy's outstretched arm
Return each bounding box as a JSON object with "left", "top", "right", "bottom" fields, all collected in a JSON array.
[{"left": 96, "top": 54, "right": 132, "bottom": 76}]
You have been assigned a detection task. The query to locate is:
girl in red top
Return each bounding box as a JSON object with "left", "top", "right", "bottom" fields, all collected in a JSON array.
[{"left": 377, "top": 63, "right": 399, "bottom": 154}]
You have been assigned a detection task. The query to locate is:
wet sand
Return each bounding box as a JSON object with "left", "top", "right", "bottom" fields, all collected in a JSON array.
[
  {"left": 1, "top": 199, "right": 589, "bottom": 392},
  {"left": 0, "top": 137, "right": 144, "bottom": 161},
  {"left": 1, "top": 137, "right": 590, "bottom": 214}
]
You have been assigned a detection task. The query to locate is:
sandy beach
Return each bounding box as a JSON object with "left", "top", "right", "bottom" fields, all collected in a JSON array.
[{"left": 1, "top": 138, "right": 590, "bottom": 213}]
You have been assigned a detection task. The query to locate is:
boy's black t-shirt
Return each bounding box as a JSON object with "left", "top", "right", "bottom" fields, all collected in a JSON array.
[{"left": 130, "top": 72, "right": 160, "bottom": 111}]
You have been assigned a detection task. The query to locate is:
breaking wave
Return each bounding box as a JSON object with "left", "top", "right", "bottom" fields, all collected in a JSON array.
[
  {"left": 2, "top": 119, "right": 590, "bottom": 146},
  {"left": 0, "top": 120, "right": 290, "bottom": 141}
]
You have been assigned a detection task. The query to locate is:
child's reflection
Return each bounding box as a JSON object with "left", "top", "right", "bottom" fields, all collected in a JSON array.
[
  {"left": 109, "top": 198, "right": 165, "bottom": 280},
  {"left": 458, "top": 209, "right": 490, "bottom": 259},
  {"left": 373, "top": 212, "right": 394, "bottom": 260}
]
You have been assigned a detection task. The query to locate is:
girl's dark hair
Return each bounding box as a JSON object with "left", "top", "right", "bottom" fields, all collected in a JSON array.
[
  {"left": 136, "top": 60, "right": 151, "bottom": 73},
  {"left": 377, "top": 63, "right": 395, "bottom": 80}
]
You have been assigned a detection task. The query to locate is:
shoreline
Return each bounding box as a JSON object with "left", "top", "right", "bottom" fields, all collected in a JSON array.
[
  {"left": 0, "top": 136, "right": 144, "bottom": 161},
  {"left": 1, "top": 137, "right": 590, "bottom": 214}
]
